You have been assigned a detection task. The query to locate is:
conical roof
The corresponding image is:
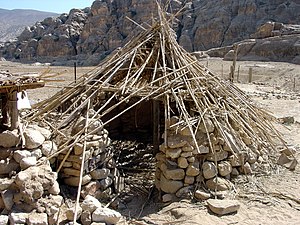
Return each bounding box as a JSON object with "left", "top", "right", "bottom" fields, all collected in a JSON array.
[{"left": 26, "top": 4, "right": 286, "bottom": 160}]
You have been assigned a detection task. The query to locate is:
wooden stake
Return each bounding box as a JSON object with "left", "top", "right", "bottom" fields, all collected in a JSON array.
[
  {"left": 73, "top": 99, "right": 90, "bottom": 224},
  {"left": 9, "top": 91, "right": 19, "bottom": 130},
  {"left": 248, "top": 67, "right": 253, "bottom": 83}
]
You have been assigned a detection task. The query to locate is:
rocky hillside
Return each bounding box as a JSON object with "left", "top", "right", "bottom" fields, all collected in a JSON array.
[
  {"left": 0, "top": 0, "right": 299, "bottom": 65},
  {"left": 0, "top": 8, "right": 58, "bottom": 42}
]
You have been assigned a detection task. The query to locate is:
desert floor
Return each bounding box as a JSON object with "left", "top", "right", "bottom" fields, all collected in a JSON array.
[{"left": 1, "top": 58, "right": 299, "bottom": 225}]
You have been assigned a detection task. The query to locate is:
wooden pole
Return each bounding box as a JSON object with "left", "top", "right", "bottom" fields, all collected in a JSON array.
[
  {"left": 229, "top": 44, "right": 238, "bottom": 82},
  {"left": 74, "top": 62, "right": 77, "bottom": 83},
  {"left": 153, "top": 100, "right": 160, "bottom": 154},
  {"left": 1, "top": 94, "right": 9, "bottom": 126},
  {"left": 9, "top": 91, "right": 19, "bottom": 130},
  {"left": 248, "top": 67, "right": 253, "bottom": 83},
  {"left": 237, "top": 65, "right": 240, "bottom": 83}
]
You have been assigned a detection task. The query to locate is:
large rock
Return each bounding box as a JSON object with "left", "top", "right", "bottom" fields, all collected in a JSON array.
[
  {"left": 207, "top": 199, "right": 240, "bottom": 215},
  {"left": 20, "top": 156, "right": 37, "bottom": 170},
  {"left": 41, "top": 141, "right": 58, "bottom": 157},
  {"left": 163, "top": 168, "right": 185, "bottom": 180},
  {"left": 206, "top": 177, "right": 233, "bottom": 191},
  {"left": 0, "top": 215, "right": 8, "bottom": 225},
  {"left": 92, "top": 207, "right": 121, "bottom": 224},
  {"left": 15, "top": 164, "right": 57, "bottom": 205},
  {"left": 9, "top": 212, "right": 28, "bottom": 224},
  {"left": 27, "top": 212, "right": 48, "bottom": 225},
  {"left": 202, "top": 161, "right": 217, "bottom": 179},
  {"left": 160, "top": 174, "right": 183, "bottom": 194},
  {"left": 13, "top": 150, "right": 32, "bottom": 163},
  {"left": 81, "top": 195, "right": 102, "bottom": 213},
  {"left": 0, "top": 130, "right": 19, "bottom": 147},
  {"left": 24, "top": 128, "right": 45, "bottom": 149}
]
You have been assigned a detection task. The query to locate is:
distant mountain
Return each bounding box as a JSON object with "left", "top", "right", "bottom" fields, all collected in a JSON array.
[{"left": 0, "top": 8, "right": 59, "bottom": 42}]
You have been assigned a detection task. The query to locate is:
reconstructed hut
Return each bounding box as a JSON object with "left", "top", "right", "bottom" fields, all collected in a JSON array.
[{"left": 26, "top": 5, "right": 289, "bottom": 200}]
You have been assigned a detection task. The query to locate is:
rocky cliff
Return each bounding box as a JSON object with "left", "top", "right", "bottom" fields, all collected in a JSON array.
[
  {"left": 0, "top": 0, "right": 299, "bottom": 65},
  {"left": 0, "top": 8, "right": 58, "bottom": 42}
]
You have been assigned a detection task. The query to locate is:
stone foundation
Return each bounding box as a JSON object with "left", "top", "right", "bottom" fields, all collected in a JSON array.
[{"left": 155, "top": 116, "right": 271, "bottom": 200}]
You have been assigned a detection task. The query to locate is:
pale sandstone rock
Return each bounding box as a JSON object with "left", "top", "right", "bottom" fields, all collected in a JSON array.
[
  {"left": 207, "top": 199, "right": 240, "bottom": 215},
  {"left": 0, "top": 215, "right": 8, "bottom": 225},
  {"left": 160, "top": 174, "right": 183, "bottom": 194},
  {"left": 92, "top": 207, "right": 121, "bottom": 224},
  {"left": 217, "top": 161, "right": 232, "bottom": 177},
  {"left": 27, "top": 212, "right": 48, "bottom": 225},
  {"left": 13, "top": 150, "right": 31, "bottom": 163},
  {"left": 9, "top": 212, "right": 28, "bottom": 224},
  {"left": 163, "top": 168, "right": 185, "bottom": 180},
  {"left": 81, "top": 195, "right": 102, "bottom": 213},
  {"left": 206, "top": 151, "right": 228, "bottom": 162},
  {"left": 41, "top": 141, "right": 58, "bottom": 157},
  {"left": 202, "top": 161, "right": 217, "bottom": 179},
  {"left": 194, "top": 190, "right": 211, "bottom": 200},
  {"left": 24, "top": 128, "right": 45, "bottom": 149},
  {"left": 28, "top": 125, "right": 52, "bottom": 140},
  {"left": 206, "top": 177, "right": 233, "bottom": 191},
  {"left": 20, "top": 156, "right": 37, "bottom": 169},
  {"left": 242, "top": 162, "right": 252, "bottom": 174},
  {"left": 166, "top": 148, "right": 182, "bottom": 159}
]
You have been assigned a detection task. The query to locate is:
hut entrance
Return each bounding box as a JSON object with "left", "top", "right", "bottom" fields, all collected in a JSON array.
[
  {"left": 102, "top": 99, "right": 161, "bottom": 144},
  {"left": 99, "top": 98, "right": 165, "bottom": 173}
]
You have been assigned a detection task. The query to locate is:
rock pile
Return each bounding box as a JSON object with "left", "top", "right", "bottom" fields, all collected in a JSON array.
[
  {"left": 0, "top": 125, "right": 63, "bottom": 224},
  {"left": 66, "top": 195, "right": 122, "bottom": 225},
  {"left": 155, "top": 116, "right": 274, "bottom": 200},
  {"left": 56, "top": 115, "right": 122, "bottom": 200}
]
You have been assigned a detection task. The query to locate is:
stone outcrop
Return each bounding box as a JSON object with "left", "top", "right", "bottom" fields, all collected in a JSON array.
[
  {"left": 0, "top": 0, "right": 299, "bottom": 65},
  {"left": 204, "top": 22, "right": 300, "bottom": 64}
]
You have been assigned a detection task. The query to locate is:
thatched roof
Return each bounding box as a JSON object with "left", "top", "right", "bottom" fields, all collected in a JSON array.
[{"left": 26, "top": 4, "right": 286, "bottom": 161}]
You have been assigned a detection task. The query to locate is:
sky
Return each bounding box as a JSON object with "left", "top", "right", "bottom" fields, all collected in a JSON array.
[{"left": 0, "top": 0, "right": 96, "bottom": 13}]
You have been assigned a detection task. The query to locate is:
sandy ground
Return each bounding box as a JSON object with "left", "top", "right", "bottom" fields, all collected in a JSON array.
[{"left": 1, "top": 59, "right": 300, "bottom": 225}]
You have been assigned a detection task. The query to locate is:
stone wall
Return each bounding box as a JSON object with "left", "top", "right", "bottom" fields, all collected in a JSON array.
[{"left": 155, "top": 116, "right": 270, "bottom": 201}]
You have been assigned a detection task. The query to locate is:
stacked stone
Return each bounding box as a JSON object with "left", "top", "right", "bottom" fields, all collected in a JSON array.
[
  {"left": 57, "top": 115, "right": 120, "bottom": 199},
  {"left": 155, "top": 116, "right": 268, "bottom": 201},
  {"left": 0, "top": 125, "right": 62, "bottom": 225}
]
